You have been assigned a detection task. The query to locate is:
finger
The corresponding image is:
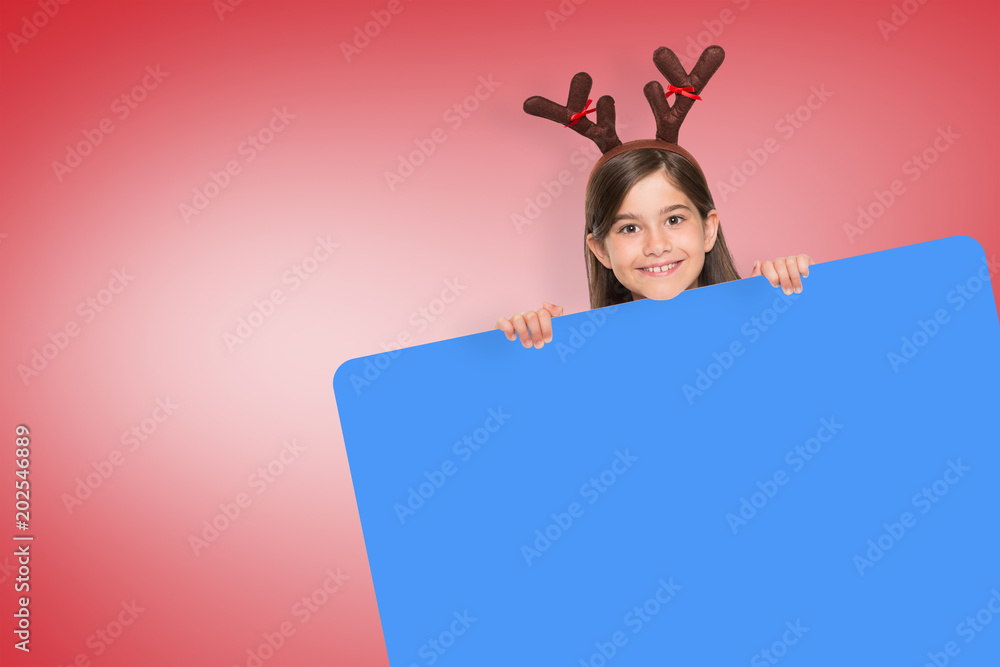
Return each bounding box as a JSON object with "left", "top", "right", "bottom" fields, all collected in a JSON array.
[
  {"left": 495, "top": 317, "right": 516, "bottom": 341},
  {"left": 543, "top": 301, "right": 565, "bottom": 318},
  {"left": 511, "top": 313, "right": 532, "bottom": 348},
  {"left": 522, "top": 310, "right": 544, "bottom": 348},
  {"left": 760, "top": 261, "right": 780, "bottom": 288},
  {"left": 749, "top": 259, "right": 761, "bottom": 277},
  {"left": 784, "top": 256, "right": 803, "bottom": 293},
  {"left": 797, "top": 254, "right": 812, "bottom": 277},
  {"left": 536, "top": 307, "right": 554, "bottom": 344},
  {"left": 773, "top": 258, "right": 793, "bottom": 295}
]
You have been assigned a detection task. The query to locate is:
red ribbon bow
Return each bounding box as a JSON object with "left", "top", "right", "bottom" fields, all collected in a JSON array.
[
  {"left": 665, "top": 85, "right": 702, "bottom": 101},
  {"left": 565, "top": 98, "right": 597, "bottom": 127}
]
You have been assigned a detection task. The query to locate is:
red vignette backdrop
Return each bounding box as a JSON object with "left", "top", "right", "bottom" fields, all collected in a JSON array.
[{"left": 0, "top": 1, "right": 997, "bottom": 665}]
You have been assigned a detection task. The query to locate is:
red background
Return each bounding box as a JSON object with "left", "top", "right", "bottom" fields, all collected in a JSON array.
[{"left": 1, "top": 0, "right": 997, "bottom": 665}]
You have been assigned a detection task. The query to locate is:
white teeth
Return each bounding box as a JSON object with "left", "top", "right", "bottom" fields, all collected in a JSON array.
[{"left": 642, "top": 262, "right": 677, "bottom": 273}]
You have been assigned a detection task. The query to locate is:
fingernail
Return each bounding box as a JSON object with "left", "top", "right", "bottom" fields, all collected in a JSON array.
[
  {"left": 783, "top": 287, "right": 792, "bottom": 295},
  {"left": 534, "top": 341, "right": 543, "bottom": 349},
  {"left": 545, "top": 336, "right": 552, "bottom": 343},
  {"left": 794, "top": 287, "right": 802, "bottom": 294}
]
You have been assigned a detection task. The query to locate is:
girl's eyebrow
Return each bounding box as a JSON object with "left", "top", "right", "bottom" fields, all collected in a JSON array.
[{"left": 613, "top": 204, "right": 691, "bottom": 223}]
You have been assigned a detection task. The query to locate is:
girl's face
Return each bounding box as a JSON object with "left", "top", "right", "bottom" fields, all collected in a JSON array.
[{"left": 587, "top": 170, "right": 719, "bottom": 301}]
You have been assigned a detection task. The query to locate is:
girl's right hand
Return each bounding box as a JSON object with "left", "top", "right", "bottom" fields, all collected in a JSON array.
[{"left": 495, "top": 302, "right": 564, "bottom": 349}]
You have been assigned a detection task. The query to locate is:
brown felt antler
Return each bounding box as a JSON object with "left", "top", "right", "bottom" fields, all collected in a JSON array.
[
  {"left": 643, "top": 45, "right": 725, "bottom": 144},
  {"left": 523, "top": 72, "right": 622, "bottom": 154},
  {"left": 523, "top": 46, "right": 726, "bottom": 184}
]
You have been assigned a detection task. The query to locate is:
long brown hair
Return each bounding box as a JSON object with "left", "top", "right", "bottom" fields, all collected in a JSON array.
[{"left": 585, "top": 148, "right": 741, "bottom": 309}]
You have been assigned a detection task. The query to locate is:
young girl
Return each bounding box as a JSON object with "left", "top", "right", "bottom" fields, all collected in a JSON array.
[{"left": 496, "top": 46, "right": 813, "bottom": 349}]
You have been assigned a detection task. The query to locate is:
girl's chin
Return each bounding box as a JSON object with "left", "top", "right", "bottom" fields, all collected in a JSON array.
[{"left": 630, "top": 285, "right": 686, "bottom": 301}]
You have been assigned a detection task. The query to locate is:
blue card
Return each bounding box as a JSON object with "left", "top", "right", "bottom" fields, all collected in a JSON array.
[{"left": 334, "top": 235, "right": 1000, "bottom": 666}]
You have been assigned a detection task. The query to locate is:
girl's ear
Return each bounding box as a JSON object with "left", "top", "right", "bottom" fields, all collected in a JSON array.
[
  {"left": 702, "top": 210, "right": 720, "bottom": 253},
  {"left": 587, "top": 233, "right": 613, "bottom": 269}
]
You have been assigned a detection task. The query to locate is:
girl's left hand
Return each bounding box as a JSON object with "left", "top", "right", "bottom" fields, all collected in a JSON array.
[{"left": 750, "top": 254, "right": 814, "bottom": 295}]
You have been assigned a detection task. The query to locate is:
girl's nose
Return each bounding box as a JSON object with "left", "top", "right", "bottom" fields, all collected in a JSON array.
[{"left": 645, "top": 225, "right": 673, "bottom": 254}]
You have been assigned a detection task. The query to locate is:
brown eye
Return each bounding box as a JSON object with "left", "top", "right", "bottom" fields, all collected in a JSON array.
[
  {"left": 620, "top": 224, "right": 638, "bottom": 234},
  {"left": 666, "top": 216, "right": 683, "bottom": 226}
]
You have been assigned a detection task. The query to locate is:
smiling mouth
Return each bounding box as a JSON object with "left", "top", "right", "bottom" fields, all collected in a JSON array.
[{"left": 639, "top": 260, "right": 681, "bottom": 276}]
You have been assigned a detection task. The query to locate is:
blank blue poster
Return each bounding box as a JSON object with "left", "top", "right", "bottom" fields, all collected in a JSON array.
[{"left": 333, "top": 235, "right": 1000, "bottom": 666}]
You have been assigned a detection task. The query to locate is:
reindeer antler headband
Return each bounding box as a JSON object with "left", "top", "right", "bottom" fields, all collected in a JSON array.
[{"left": 523, "top": 45, "right": 725, "bottom": 184}]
